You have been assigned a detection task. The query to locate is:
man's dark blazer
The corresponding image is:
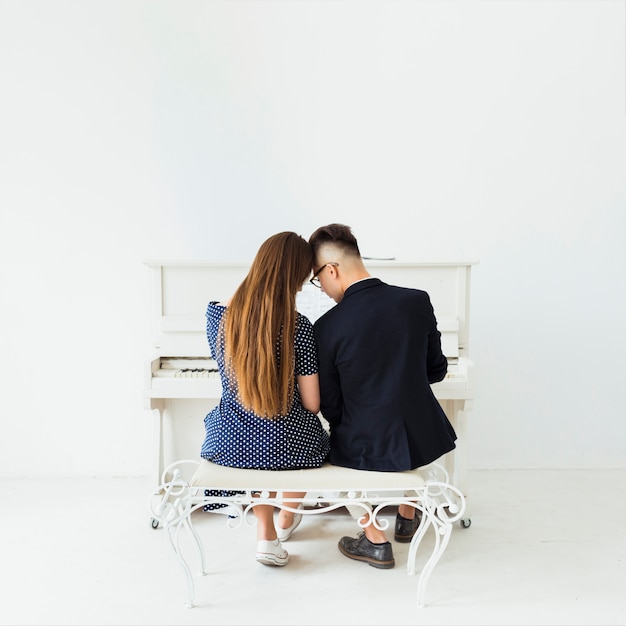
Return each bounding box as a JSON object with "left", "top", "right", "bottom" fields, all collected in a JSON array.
[{"left": 313, "top": 277, "right": 456, "bottom": 471}]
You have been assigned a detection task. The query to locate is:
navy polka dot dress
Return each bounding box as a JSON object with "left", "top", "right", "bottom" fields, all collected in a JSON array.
[{"left": 201, "top": 302, "right": 330, "bottom": 471}]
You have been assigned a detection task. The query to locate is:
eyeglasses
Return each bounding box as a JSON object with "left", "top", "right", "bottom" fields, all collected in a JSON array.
[{"left": 310, "top": 262, "right": 338, "bottom": 288}]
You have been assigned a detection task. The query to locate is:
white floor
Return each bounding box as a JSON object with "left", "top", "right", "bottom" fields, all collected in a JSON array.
[{"left": 2, "top": 469, "right": 625, "bottom": 626}]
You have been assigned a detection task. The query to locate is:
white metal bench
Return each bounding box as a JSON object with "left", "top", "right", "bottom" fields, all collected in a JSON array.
[{"left": 149, "top": 459, "right": 466, "bottom": 609}]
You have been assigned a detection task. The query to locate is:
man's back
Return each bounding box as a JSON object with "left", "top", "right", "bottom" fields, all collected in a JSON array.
[{"left": 314, "top": 277, "right": 456, "bottom": 471}]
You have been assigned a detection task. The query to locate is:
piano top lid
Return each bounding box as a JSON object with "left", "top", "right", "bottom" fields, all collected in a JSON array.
[
  {"left": 145, "top": 260, "right": 478, "bottom": 358},
  {"left": 144, "top": 259, "right": 479, "bottom": 267}
]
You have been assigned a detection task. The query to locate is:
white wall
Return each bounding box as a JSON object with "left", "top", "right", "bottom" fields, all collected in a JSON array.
[{"left": 0, "top": 0, "right": 624, "bottom": 477}]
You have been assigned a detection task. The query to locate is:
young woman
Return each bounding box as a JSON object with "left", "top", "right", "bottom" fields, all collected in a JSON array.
[{"left": 200, "top": 232, "right": 330, "bottom": 566}]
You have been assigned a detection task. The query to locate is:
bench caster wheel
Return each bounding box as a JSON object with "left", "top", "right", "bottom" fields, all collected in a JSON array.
[
  {"left": 151, "top": 517, "right": 160, "bottom": 529},
  {"left": 460, "top": 518, "right": 471, "bottom": 529}
]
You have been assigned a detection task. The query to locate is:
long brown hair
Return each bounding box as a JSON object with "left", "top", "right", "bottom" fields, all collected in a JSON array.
[{"left": 221, "top": 232, "right": 313, "bottom": 418}]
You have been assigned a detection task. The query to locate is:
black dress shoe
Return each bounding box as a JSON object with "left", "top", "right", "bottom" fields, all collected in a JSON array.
[
  {"left": 338, "top": 532, "right": 395, "bottom": 569},
  {"left": 394, "top": 510, "right": 422, "bottom": 543}
]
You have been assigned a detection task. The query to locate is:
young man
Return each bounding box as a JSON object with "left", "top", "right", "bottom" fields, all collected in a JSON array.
[{"left": 309, "top": 224, "right": 456, "bottom": 569}]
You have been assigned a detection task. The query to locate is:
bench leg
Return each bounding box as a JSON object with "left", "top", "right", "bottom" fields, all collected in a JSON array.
[
  {"left": 183, "top": 513, "right": 208, "bottom": 576},
  {"left": 412, "top": 512, "right": 454, "bottom": 608},
  {"left": 165, "top": 519, "right": 197, "bottom": 608}
]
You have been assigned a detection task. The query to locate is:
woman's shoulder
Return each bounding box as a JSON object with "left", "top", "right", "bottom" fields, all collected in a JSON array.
[
  {"left": 207, "top": 301, "right": 227, "bottom": 311},
  {"left": 206, "top": 301, "right": 227, "bottom": 322},
  {"left": 296, "top": 310, "right": 312, "bottom": 322},
  {"left": 295, "top": 310, "right": 314, "bottom": 330}
]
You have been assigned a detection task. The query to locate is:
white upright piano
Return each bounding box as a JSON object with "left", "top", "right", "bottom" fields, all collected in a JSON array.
[{"left": 144, "top": 260, "right": 476, "bottom": 523}]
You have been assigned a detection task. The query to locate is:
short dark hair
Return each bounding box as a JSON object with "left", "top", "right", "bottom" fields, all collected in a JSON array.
[{"left": 309, "top": 223, "right": 360, "bottom": 258}]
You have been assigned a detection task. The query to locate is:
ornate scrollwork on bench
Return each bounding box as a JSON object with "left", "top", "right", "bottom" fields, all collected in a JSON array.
[{"left": 149, "top": 459, "right": 466, "bottom": 609}]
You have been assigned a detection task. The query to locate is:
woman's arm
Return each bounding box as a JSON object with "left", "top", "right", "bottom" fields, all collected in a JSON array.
[{"left": 297, "top": 373, "right": 320, "bottom": 414}]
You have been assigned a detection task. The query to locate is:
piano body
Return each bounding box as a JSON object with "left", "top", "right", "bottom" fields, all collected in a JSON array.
[{"left": 144, "top": 260, "right": 476, "bottom": 520}]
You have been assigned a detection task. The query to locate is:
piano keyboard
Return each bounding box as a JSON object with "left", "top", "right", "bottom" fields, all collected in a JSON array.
[
  {"left": 146, "top": 355, "right": 471, "bottom": 401},
  {"left": 154, "top": 368, "right": 220, "bottom": 378},
  {"left": 152, "top": 357, "right": 219, "bottom": 378}
]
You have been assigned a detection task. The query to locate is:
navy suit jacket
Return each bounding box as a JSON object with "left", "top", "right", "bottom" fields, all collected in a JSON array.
[{"left": 313, "top": 278, "right": 456, "bottom": 471}]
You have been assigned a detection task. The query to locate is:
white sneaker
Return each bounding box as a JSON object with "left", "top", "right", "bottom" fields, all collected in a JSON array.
[
  {"left": 276, "top": 503, "right": 303, "bottom": 542},
  {"left": 256, "top": 539, "right": 289, "bottom": 566}
]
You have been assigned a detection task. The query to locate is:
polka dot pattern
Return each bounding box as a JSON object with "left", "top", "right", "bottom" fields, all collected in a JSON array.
[{"left": 200, "top": 302, "right": 330, "bottom": 471}]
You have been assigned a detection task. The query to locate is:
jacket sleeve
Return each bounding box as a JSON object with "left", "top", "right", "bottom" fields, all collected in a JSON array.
[
  {"left": 313, "top": 322, "right": 343, "bottom": 427},
  {"left": 424, "top": 294, "right": 448, "bottom": 384}
]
